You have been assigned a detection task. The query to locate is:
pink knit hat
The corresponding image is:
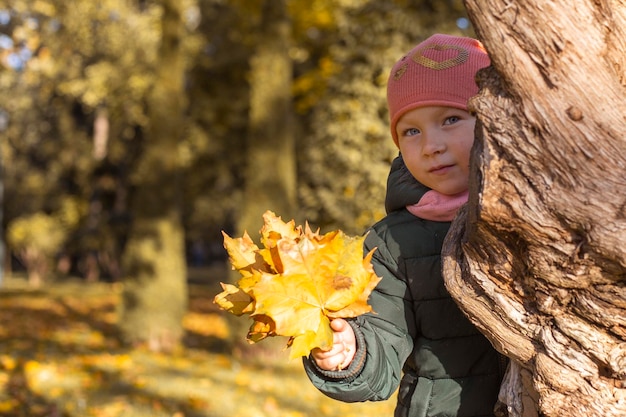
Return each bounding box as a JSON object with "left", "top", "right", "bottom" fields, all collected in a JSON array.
[{"left": 387, "top": 34, "right": 490, "bottom": 145}]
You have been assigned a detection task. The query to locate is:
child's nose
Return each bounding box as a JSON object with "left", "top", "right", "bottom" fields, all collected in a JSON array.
[{"left": 422, "top": 132, "right": 446, "bottom": 155}]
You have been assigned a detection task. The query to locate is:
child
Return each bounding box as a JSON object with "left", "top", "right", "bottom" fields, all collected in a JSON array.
[{"left": 302, "top": 34, "right": 506, "bottom": 417}]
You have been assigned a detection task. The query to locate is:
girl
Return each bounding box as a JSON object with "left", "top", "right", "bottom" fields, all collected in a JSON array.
[{"left": 303, "top": 34, "right": 505, "bottom": 417}]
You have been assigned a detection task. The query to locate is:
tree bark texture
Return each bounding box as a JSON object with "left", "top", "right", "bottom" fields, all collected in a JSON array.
[{"left": 442, "top": 1, "right": 626, "bottom": 416}]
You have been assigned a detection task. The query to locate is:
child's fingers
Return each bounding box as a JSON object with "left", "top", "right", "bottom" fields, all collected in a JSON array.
[
  {"left": 330, "top": 318, "right": 348, "bottom": 332},
  {"left": 310, "top": 319, "right": 357, "bottom": 370},
  {"left": 312, "top": 348, "right": 350, "bottom": 371},
  {"left": 312, "top": 334, "right": 346, "bottom": 358},
  {"left": 330, "top": 319, "right": 356, "bottom": 348}
]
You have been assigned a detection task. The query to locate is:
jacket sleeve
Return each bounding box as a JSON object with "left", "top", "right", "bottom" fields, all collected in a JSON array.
[{"left": 302, "top": 227, "right": 415, "bottom": 402}]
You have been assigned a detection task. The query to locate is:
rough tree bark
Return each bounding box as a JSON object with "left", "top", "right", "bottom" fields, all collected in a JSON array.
[{"left": 442, "top": 1, "right": 626, "bottom": 416}]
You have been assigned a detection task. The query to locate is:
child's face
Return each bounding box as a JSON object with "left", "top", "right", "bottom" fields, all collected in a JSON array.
[{"left": 396, "top": 106, "right": 475, "bottom": 196}]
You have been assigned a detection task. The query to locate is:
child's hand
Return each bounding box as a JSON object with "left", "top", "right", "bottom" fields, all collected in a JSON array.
[{"left": 310, "top": 318, "right": 356, "bottom": 371}]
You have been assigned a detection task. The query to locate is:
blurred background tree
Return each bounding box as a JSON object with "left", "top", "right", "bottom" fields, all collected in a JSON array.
[
  {"left": 118, "top": 0, "right": 191, "bottom": 352},
  {"left": 0, "top": 0, "right": 471, "bottom": 350}
]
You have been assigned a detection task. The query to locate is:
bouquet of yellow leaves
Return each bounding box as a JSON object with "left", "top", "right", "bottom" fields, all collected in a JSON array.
[{"left": 213, "top": 211, "right": 381, "bottom": 359}]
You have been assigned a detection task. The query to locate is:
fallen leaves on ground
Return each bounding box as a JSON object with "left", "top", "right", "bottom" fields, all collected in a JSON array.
[{"left": 0, "top": 272, "right": 395, "bottom": 417}]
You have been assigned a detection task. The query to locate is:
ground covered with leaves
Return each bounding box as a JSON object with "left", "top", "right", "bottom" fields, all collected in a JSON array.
[{"left": 0, "top": 268, "right": 395, "bottom": 417}]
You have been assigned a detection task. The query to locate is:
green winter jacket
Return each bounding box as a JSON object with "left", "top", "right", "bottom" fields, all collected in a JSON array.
[{"left": 303, "top": 155, "right": 504, "bottom": 417}]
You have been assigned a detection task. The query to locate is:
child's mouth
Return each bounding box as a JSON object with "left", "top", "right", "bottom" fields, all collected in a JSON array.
[{"left": 429, "top": 164, "right": 453, "bottom": 175}]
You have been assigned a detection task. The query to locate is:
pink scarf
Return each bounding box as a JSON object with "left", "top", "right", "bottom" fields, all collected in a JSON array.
[{"left": 406, "top": 190, "right": 468, "bottom": 222}]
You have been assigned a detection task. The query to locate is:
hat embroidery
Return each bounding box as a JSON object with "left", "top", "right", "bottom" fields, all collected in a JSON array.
[
  {"left": 412, "top": 44, "right": 469, "bottom": 70},
  {"left": 393, "top": 63, "right": 408, "bottom": 80}
]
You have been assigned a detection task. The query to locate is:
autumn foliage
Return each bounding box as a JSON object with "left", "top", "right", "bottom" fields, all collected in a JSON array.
[{"left": 214, "top": 211, "right": 381, "bottom": 359}]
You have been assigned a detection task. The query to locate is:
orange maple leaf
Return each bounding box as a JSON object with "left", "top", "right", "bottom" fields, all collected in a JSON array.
[{"left": 213, "top": 211, "right": 381, "bottom": 359}]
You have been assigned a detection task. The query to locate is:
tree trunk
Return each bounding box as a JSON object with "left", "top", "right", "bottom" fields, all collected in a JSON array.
[
  {"left": 119, "top": 0, "right": 188, "bottom": 352},
  {"left": 230, "top": 0, "right": 297, "bottom": 359},
  {"left": 238, "top": 0, "right": 296, "bottom": 235},
  {"left": 442, "top": 1, "right": 626, "bottom": 416}
]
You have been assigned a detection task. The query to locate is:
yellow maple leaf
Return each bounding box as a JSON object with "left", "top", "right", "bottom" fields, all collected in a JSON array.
[
  {"left": 222, "top": 231, "right": 271, "bottom": 277},
  {"left": 213, "top": 282, "right": 254, "bottom": 316},
  {"left": 214, "top": 211, "right": 381, "bottom": 359},
  {"left": 246, "top": 313, "right": 277, "bottom": 343}
]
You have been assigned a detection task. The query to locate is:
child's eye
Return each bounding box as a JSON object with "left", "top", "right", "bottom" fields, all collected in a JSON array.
[
  {"left": 403, "top": 127, "right": 420, "bottom": 136},
  {"left": 443, "top": 116, "right": 460, "bottom": 125}
]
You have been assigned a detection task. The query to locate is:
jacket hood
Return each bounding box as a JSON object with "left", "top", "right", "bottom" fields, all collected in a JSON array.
[{"left": 385, "top": 154, "right": 430, "bottom": 213}]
